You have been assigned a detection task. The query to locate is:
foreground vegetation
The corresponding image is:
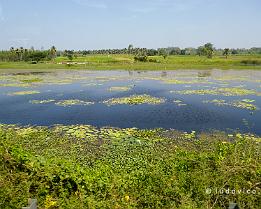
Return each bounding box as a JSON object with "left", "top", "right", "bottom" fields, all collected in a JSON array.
[{"left": 1, "top": 124, "right": 260, "bottom": 209}]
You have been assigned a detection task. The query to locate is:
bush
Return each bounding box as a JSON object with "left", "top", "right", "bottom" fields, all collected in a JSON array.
[
  {"left": 0, "top": 125, "right": 260, "bottom": 209},
  {"left": 241, "top": 60, "right": 261, "bottom": 65},
  {"left": 148, "top": 58, "right": 159, "bottom": 63},
  {"left": 134, "top": 55, "right": 148, "bottom": 62}
]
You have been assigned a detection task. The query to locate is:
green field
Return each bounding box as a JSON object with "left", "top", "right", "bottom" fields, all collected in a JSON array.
[
  {"left": 1, "top": 125, "right": 260, "bottom": 209},
  {"left": 1, "top": 55, "right": 261, "bottom": 70}
]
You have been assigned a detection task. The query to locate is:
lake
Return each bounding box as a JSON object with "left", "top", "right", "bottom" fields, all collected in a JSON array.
[{"left": 0, "top": 69, "right": 260, "bottom": 134}]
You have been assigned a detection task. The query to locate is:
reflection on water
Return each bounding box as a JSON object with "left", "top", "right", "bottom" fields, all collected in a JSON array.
[{"left": 0, "top": 69, "right": 260, "bottom": 134}]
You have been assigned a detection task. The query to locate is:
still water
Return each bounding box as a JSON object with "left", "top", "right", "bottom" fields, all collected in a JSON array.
[{"left": 0, "top": 69, "right": 260, "bottom": 134}]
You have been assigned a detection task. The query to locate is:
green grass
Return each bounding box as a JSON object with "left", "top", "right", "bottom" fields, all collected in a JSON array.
[
  {"left": 1, "top": 55, "right": 261, "bottom": 71},
  {"left": 1, "top": 125, "right": 260, "bottom": 209}
]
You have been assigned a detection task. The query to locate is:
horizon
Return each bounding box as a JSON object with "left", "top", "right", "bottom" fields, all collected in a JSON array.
[
  {"left": 2, "top": 45, "right": 261, "bottom": 51},
  {"left": 0, "top": 0, "right": 261, "bottom": 50}
]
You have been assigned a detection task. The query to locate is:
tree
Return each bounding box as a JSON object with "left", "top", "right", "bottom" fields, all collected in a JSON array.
[
  {"left": 158, "top": 48, "right": 168, "bottom": 59},
  {"left": 197, "top": 46, "right": 205, "bottom": 56},
  {"left": 64, "top": 50, "right": 74, "bottom": 61},
  {"left": 204, "top": 43, "right": 214, "bottom": 58},
  {"left": 231, "top": 49, "right": 238, "bottom": 55},
  {"left": 28, "top": 51, "right": 48, "bottom": 63},
  {"left": 128, "top": 44, "right": 133, "bottom": 54},
  {"left": 170, "top": 47, "right": 181, "bottom": 55},
  {"left": 49, "top": 46, "right": 57, "bottom": 61},
  {"left": 10, "top": 47, "right": 14, "bottom": 52},
  {"left": 197, "top": 43, "right": 214, "bottom": 58},
  {"left": 223, "top": 48, "right": 229, "bottom": 59}
]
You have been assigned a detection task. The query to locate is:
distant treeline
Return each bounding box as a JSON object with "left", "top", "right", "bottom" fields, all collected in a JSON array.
[
  {"left": 0, "top": 46, "right": 57, "bottom": 63},
  {"left": 0, "top": 44, "right": 261, "bottom": 62},
  {"left": 80, "top": 46, "right": 261, "bottom": 56}
]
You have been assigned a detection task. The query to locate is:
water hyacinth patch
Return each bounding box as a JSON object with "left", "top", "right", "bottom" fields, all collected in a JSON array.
[
  {"left": 231, "top": 100, "right": 259, "bottom": 111},
  {"left": 54, "top": 99, "right": 95, "bottom": 107},
  {"left": 103, "top": 94, "right": 166, "bottom": 106},
  {"left": 30, "top": 99, "right": 56, "bottom": 104},
  {"left": 30, "top": 99, "right": 95, "bottom": 106},
  {"left": 173, "top": 99, "right": 187, "bottom": 106},
  {"left": 183, "top": 130, "right": 196, "bottom": 139},
  {"left": 171, "top": 87, "right": 259, "bottom": 96},
  {"left": 108, "top": 86, "right": 133, "bottom": 92},
  {"left": 162, "top": 79, "right": 212, "bottom": 85},
  {"left": 82, "top": 83, "right": 103, "bottom": 86},
  {"left": 203, "top": 99, "right": 259, "bottom": 111},
  {"left": 20, "top": 78, "right": 43, "bottom": 83},
  {"left": 8, "top": 90, "right": 40, "bottom": 96},
  {"left": 241, "top": 99, "right": 255, "bottom": 103},
  {"left": 0, "top": 83, "right": 32, "bottom": 87}
]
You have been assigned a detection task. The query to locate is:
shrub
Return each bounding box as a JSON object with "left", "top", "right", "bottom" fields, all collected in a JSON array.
[
  {"left": 134, "top": 55, "right": 148, "bottom": 62},
  {"left": 241, "top": 60, "right": 261, "bottom": 65}
]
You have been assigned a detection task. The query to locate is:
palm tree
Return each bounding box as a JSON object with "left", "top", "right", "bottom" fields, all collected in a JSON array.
[
  {"left": 19, "top": 47, "right": 24, "bottom": 61},
  {"left": 128, "top": 44, "right": 133, "bottom": 54},
  {"left": 50, "top": 46, "right": 57, "bottom": 61},
  {"left": 10, "top": 47, "right": 14, "bottom": 52},
  {"left": 223, "top": 48, "right": 229, "bottom": 59}
]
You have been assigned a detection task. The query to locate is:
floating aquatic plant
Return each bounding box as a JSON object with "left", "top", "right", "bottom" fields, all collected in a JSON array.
[
  {"left": 44, "top": 79, "right": 73, "bottom": 85},
  {"left": 173, "top": 100, "right": 187, "bottom": 106},
  {"left": 0, "top": 83, "right": 32, "bottom": 87},
  {"left": 241, "top": 99, "right": 255, "bottom": 103},
  {"left": 83, "top": 83, "right": 103, "bottom": 86},
  {"left": 55, "top": 99, "right": 95, "bottom": 107},
  {"left": 231, "top": 101, "right": 258, "bottom": 111},
  {"left": 183, "top": 131, "right": 196, "bottom": 139},
  {"left": 8, "top": 90, "right": 40, "bottom": 96},
  {"left": 172, "top": 87, "right": 259, "bottom": 96},
  {"left": 163, "top": 79, "right": 212, "bottom": 85},
  {"left": 108, "top": 86, "right": 132, "bottom": 92},
  {"left": 20, "top": 78, "right": 43, "bottom": 83},
  {"left": 53, "top": 124, "right": 161, "bottom": 143},
  {"left": 203, "top": 99, "right": 259, "bottom": 111},
  {"left": 103, "top": 94, "right": 165, "bottom": 106},
  {"left": 30, "top": 99, "right": 56, "bottom": 104}
]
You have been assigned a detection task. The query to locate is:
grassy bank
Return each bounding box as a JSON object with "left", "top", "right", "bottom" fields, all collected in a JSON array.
[
  {"left": 1, "top": 55, "right": 261, "bottom": 70},
  {"left": 0, "top": 124, "right": 260, "bottom": 209}
]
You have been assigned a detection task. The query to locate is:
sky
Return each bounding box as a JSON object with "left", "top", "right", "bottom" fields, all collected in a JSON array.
[{"left": 0, "top": 0, "right": 261, "bottom": 50}]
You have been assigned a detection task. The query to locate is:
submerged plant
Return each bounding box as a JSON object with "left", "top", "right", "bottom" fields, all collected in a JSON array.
[{"left": 103, "top": 94, "right": 165, "bottom": 106}]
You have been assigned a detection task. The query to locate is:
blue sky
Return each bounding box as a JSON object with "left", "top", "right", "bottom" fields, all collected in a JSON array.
[{"left": 0, "top": 0, "right": 260, "bottom": 50}]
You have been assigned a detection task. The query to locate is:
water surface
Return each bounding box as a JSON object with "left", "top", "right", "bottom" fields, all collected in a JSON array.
[{"left": 0, "top": 69, "right": 260, "bottom": 134}]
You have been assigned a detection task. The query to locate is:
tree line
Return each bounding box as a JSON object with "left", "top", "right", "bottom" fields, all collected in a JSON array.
[
  {"left": 0, "top": 46, "right": 57, "bottom": 63},
  {"left": 0, "top": 44, "right": 261, "bottom": 63}
]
